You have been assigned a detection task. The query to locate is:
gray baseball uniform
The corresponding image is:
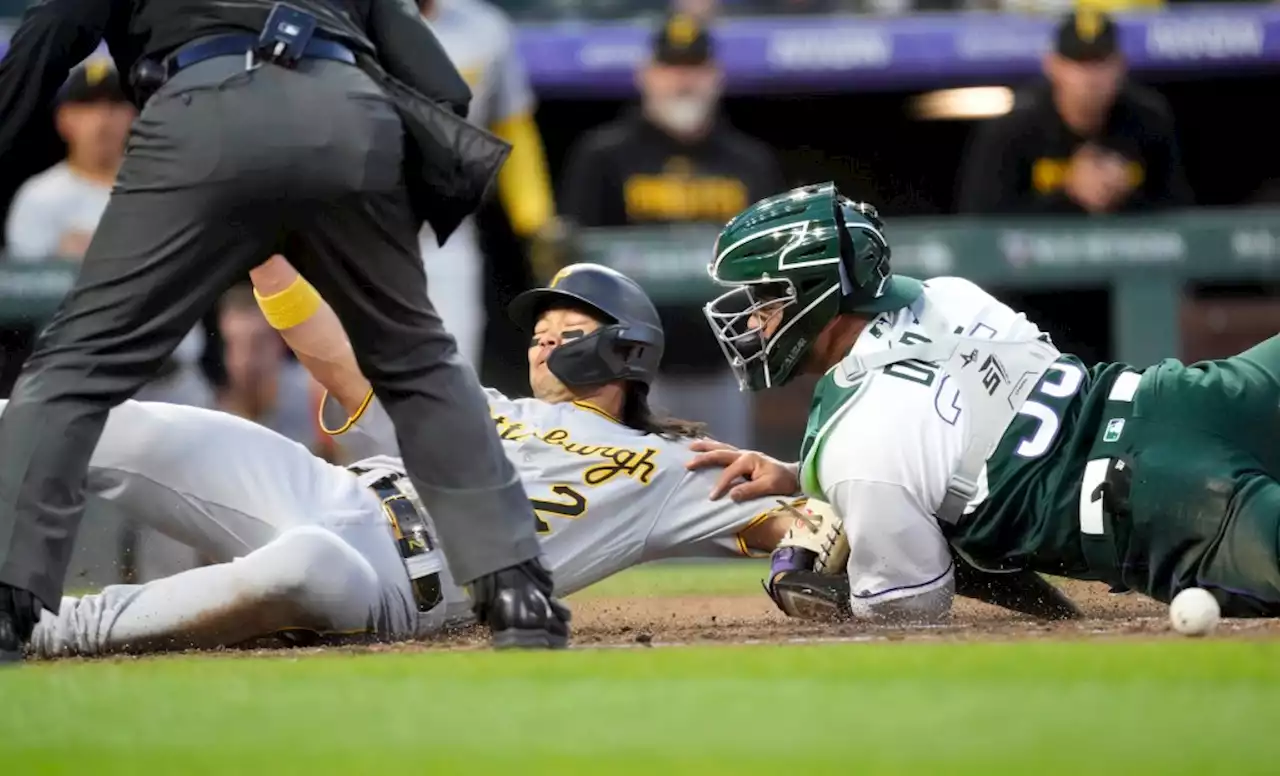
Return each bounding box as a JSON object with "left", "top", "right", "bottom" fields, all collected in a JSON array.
[
  {"left": 323, "top": 389, "right": 776, "bottom": 594},
  {"left": 27, "top": 390, "right": 775, "bottom": 657},
  {"left": 24, "top": 398, "right": 448, "bottom": 658}
]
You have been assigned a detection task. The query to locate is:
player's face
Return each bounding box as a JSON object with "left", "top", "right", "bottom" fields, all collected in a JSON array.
[
  {"left": 1045, "top": 53, "right": 1124, "bottom": 116},
  {"left": 745, "top": 285, "right": 789, "bottom": 342},
  {"left": 640, "top": 61, "right": 722, "bottom": 136},
  {"left": 57, "top": 101, "right": 136, "bottom": 171},
  {"left": 220, "top": 307, "right": 286, "bottom": 392},
  {"left": 529, "top": 307, "right": 604, "bottom": 402}
]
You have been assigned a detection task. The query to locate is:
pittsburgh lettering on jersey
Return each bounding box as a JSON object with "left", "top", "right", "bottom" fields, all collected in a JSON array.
[
  {"left": 491, "top": 413, "right": 659, "bottom": 486},
  {"left": 540, "top": 428, "right": 658, "bottom": 486},
  {"left": 1032, "top": 157, "right": 1145, "bottom": 194},
  {"left": 493, "top": 414, "right": 536, "bottom": 442},
  {"left": 622, "top": 173, "right": 748, "bottom": 222}
]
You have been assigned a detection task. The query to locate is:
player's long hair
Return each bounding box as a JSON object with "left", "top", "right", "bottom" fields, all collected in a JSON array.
[{"left": 622, "top": 384, "right": 708, "bottom": 440}]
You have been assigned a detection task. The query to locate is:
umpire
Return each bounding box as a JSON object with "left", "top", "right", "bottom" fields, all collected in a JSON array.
[{"left": 0, "top": 0, "right": 569, "bottom": 661}]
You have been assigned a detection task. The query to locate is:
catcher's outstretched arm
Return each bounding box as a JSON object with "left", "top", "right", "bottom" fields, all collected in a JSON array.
[{"left": 249, "top": 255, "right": 373, "bottom": 416}]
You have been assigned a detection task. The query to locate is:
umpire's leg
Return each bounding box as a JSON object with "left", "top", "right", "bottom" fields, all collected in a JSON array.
[
  {"left": 291, "top": 193, "right": 569, "bottom": 648},
  {"left": 289, "top": 196, "right": 543, "bottom": 586},
  {"left": 265, "top": 56, "right": 549, "bottom": 597},
  {"left": 0, "top": 85, "right": 276, "bottom": 617}
]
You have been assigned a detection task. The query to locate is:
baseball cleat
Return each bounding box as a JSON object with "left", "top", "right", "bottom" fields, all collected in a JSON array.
[
  {"left": 0, "top": 585, "right": 38, "bottom": 665},
  {"left": 470, "top": 558, "right": 571, "bottom": 650}
]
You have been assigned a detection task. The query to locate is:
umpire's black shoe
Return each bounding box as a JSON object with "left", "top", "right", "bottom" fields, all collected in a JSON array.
[
  {"left": 0, "top": 584, "right": 39, "bottom": 665},
  {"left": 470, "top": 558, "right": 570, "bottom": 650}
]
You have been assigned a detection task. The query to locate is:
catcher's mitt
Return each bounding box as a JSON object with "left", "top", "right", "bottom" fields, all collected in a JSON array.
[
  {"left": 763, "top": 498, "right": 853, "bottom": 621},
  {"left": 759, "top": 499, "right": 1081, "bottom": 623}
]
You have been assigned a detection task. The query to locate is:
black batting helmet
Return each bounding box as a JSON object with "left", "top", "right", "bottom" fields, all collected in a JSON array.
[{"left": 509, "top": 263, "right": 664, "bottom": 391}]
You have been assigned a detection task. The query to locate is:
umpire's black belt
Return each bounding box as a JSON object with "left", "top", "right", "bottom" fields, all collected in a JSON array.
[{"left": 165, "top": 33, "right": 356, "bottom": 79}]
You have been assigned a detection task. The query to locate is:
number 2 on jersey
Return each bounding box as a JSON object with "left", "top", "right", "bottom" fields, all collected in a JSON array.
[
  {"left": 530, "top": 484, "right": 588, "bottom": 533},
  {"left": 1014, "top": 362, "right": 1085, "bottom": 459}
]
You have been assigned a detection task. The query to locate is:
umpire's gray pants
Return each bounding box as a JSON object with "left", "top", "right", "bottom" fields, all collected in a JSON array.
[{"left": 0, "top": 55, "right": 542, "bottom": 611}]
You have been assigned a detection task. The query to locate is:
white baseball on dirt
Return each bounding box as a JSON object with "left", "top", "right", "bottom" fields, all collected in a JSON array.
[{"left": 1169, "top": 587, "right": 1220, "bottom": 636}]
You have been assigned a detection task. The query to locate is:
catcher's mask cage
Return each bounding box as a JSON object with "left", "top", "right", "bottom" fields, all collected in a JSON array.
[
  {"left": 704, "top": 182, "right": 916, "bottom": 392},
  {"left": 703, "top": 276, "right": 840, "bottom": 391}
]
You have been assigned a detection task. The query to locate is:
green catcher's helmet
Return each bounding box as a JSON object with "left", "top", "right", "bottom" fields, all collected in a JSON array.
[{"left": 704, "top": 182, "right": 923, "bottom": 391}]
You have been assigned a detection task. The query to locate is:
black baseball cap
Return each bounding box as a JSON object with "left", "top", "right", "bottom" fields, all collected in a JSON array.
[
  {"left": 1055, "top": 9, "right": 1119, "bottom": 62},
  {"left": 652, "top": 13, "right": 714, "bottom": 66},
  {"left": 57, "top": 58, "right": 129, "bottom": 105}
]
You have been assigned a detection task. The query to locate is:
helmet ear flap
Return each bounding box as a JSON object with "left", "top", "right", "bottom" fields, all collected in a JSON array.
[
  {"left": 833, "top": 199, "right": 891, "bottom": 307},
  {"left": 833, "top": 201, "right": 859, "bottom": 297}
]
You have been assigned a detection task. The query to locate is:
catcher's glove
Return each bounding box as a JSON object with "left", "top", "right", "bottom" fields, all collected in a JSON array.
[
  {"left": 759, "top": 499, "right": 1082, "bottom": 623},
  {"left": 763, "top": 499, "right": 853, "bottom": 621}
]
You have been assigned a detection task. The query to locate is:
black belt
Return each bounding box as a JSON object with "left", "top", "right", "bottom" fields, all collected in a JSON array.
[
  {"left": 352, "top": 468, "right": 443, "bottom": 614},
  {"left": 166, "top": 33, "right": 356, "bottom": 79}
]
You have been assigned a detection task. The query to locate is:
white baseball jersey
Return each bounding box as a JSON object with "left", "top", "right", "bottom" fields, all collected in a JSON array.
[
  {"left": 323, "top": 389, "right": 778, "bottom": 596},
  {"left": 803, "top": 277, "right": 1052, "bottom": 618},
  {"left": 418, "top": 0, "right": 535, "bottom": 365},
  {"left": 4, "top": 162, "right": 108, "bottom": 260}
]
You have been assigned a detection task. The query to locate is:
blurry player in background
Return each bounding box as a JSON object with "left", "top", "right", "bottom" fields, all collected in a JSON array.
[
  {"left": 417, "top": 0, "right": 557, "bottom": 368},
  {"left": 558, "top": 13, "right": 785, "bottom": 451},
  {"left": 957, "top": 9, "right": 1191, "bottom": 215},
  {"left": 215, "top": 285, "right": 322, "bottom": 451},
  {"left": 3, "top": 59, "right": 212, "bottom": 411},
  {"left": 4, "top": 59, "right": 134, "bottom": 263}
]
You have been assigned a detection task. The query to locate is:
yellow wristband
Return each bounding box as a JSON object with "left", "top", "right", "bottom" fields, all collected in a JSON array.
[{"left": 253, "top": 275, "right": 322, "bottom": 330}]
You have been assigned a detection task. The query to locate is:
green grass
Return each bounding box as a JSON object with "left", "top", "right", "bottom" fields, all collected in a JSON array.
[
  {"left": 7, "top": 563, "right": 1279, "bottom": 775},
  {"left": 3, "top": 641, "right": 1278, "bottom": 774}
]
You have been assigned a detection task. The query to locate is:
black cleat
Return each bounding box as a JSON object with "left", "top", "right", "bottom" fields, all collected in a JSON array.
[
  {"left": 0, "top": 585, "right": 38, "bottom": 665},
  {"left": 470, "top": 559, "right": 570, "bottom": 650}
]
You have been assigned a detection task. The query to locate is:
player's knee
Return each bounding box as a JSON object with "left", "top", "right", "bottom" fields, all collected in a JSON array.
[{"left": 259, "top": 527, "right": 379, "bottom": 624}]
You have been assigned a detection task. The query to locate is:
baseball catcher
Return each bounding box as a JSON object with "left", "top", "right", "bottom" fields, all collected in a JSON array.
[{"left": 691, "top": 182, "right": 1280, "bottom": 622}]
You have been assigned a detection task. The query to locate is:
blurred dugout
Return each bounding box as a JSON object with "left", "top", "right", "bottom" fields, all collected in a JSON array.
[{"left": 417, "top": 0, "right": 555, "bottom": 369}]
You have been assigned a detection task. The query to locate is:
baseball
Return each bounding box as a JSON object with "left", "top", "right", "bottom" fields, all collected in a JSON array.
[{"left": 1169, "top": 587, "right": 1220, "bottom": 636}]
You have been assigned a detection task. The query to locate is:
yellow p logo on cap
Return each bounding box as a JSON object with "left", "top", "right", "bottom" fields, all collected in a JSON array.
[
  {"left": 1075, "top": 7, "right": 1102, "bottom": 42},
  {"left": 667, "top": 14, "right": 699, "bottom": 48},
  {"left": 84, "top": 58, "right": 111, "bottom": 86},
  {"left": 549, "top": 266, "right": 578, "bottom": 288}
]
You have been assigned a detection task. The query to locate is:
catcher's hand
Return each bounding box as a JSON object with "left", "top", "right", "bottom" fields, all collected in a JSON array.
[{"left": 763, "top": 499, "right": 853, "bottom": 621}]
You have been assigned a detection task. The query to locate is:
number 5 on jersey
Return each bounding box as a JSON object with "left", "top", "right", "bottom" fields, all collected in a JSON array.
[
  {"left": 1014, "top": 362, "right": 1085, "bottom": 459},
  {"left": 530, "top": 484, "right": 588, "bottom": 533}
]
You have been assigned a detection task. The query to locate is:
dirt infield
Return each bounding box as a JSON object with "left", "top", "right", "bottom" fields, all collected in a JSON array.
[
  {"left": 557, "top": 580, "right": 1280, "bottom": 647},
  {"left": 369, "top": 579, "right": 1280, "bottom": 654},
  {"left": 45, "top": 580, "right": 1280, "bottom": 663}
]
